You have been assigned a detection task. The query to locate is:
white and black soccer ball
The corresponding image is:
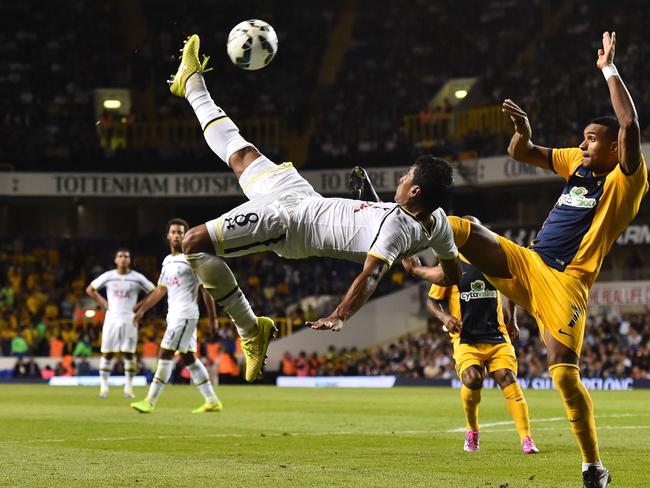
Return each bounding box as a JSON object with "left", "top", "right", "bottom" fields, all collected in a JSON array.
[{"left": 227, "top": 19, "right": 278, "bottom": 71}]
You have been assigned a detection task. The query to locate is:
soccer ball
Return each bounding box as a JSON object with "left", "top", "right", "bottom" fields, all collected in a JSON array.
[{"left": 227, "top": 19, "right": 278, "bottom": 71}]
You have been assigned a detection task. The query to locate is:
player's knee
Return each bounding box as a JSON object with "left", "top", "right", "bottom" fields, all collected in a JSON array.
[
  {"left": 229, "top": 146, "right": 262, "bottom": 177},
  {"left": 182, "top": 225, "right": 212, "bottom": 255},
  {"left": 492, "top": 368, "right": 516, "bottom": 388},
  {"left": 180, "top": 352, "right": 195, "bottom": 366},
  {"left": 461, "top": 367, "right": 483, "bottom": 389},
  {"left": 159, "top": 349, "right": 175, "bottom": 360}
]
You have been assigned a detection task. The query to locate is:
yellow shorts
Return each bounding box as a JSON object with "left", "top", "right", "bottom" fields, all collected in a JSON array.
[
  {"left": 453, "top": 340, "right": 518, "bottom": 377},
  {"left": 485, "top": 235, "right": 589, "bottom": 355}
]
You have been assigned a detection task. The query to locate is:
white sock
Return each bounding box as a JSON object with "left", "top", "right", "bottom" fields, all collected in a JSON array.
[
  {"left": 186, "top": 252, "right": 258, "bottom": 339},
  {"left": 123, "top": 358, "right": 135, "bottom": 391},
  {"left": 99, "top": 356, "right": 112, "bottom": 392},
  {"left": 146, "top": 359, "right": 174, "bottom": 405},
  {"left": 188, "top": 359, "right": 219, "bottom": 404},
  {"left": 582, "top": 460, "right": 603, "bottom": 472},
  {"left": 220, "top": 288, "right": 258, "bottom": 339},
  {"left": 185, "top": 74, "right": 253, "bottom": 165}
]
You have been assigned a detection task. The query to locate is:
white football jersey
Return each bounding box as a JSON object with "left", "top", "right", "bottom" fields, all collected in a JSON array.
[
  {"left": 280, "top": 196, "right": 458, "bottom": 266},
  {"left": 91, "top": 270, "right": 155, "bottom": 316},
  {"left": 158, "top": 253, "right": 201, "bottom": 320}
]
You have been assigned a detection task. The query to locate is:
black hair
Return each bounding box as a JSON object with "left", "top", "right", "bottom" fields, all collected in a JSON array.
[
  {"left": 166, "top": 217, "right": 190, "bottom": 233},
  {"left": 411, "top": 155, "right": 454, "bottom": 212},
  {"left": 115, "top": 247, "right": 131, "bottom": 257},
  {"left": 588, "top": 116, "right": 619, "bottom": 141}
]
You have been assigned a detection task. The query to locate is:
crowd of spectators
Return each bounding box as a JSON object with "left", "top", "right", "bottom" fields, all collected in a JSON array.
[
  {"left": 1, "top": 237, "right": 648, "bottom": 383},
  {"left": 279, "top": 310, "right": 650, "bottom": 381},
  {"left": 309, "top": 0, "right": 550, "bottom": 166},
  {"left": 486, "top": 0, "right": 650, "bottom": 151},
  {"left": 0, "top": 1, "right": 121, "bottom": 169},
  {"left": 0, "top": 239, "right": 413, "bottom": 361},
  {"left": 5, "top": 1, "right": 648, "bottom": 173}
]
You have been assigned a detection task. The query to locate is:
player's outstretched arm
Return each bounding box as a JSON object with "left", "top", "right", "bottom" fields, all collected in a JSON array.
[
  {"left": 85, "top": 284, "right": 108, "bottom": 310},
  {"left": 307, "top": 255, "right": 388, "bottom": 332},
  {"left": 502, "top": 99, "right": 551, "bottom": 169},
  {"left": 597, "top": 31, "right": 642, "bottom": 175},
  {"left": 402, "top": 256, "right": 462, "bottom": 286},
  {"left": 133, "top": 285, "right": 167, "bottom": 322},
  {"left": 200, "top": 286, "right": 217, "bottom": 333},
  {"left": 425, "top": 299, "right": 461, "bottom": 334}
]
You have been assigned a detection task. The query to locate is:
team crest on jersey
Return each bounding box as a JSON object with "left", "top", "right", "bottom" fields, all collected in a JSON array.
[
  {"left": 557, "top": 186, "right": 597, "bottom": 209},
  {"left": 460, "top": 280, "right": 497, "bottom": 302}
]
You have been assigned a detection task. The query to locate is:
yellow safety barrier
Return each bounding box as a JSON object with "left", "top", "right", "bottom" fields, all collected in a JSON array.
[
  {"left": 123, "top": 117, "right": 285, "bottom": 149},
  {"left": 404, "top": 106, "right": 510, "bottom": 144}
]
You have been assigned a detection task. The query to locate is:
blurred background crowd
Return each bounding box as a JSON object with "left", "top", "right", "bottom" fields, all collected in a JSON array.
[
  {"left": 2, "top": 0, "right": 649, "bottom": 383},
  {"left": 2, "top": 240, "right": 649, "bottom": 382},
  {"left": 3, "top": 0, "right": 650, "bottom": 171}
]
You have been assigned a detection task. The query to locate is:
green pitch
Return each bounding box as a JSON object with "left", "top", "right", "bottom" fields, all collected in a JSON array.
[{"left": 1, "top": 385, "right": 648, "bottom": 487}]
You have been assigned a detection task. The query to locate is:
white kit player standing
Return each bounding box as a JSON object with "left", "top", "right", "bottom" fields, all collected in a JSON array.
[
  {"left": 130, "top": 218, "right": 221, "bottom": 414},
  {"left": 169, "top": 35, "right": 463, "bottom": 382},
  {"left": 86, "top": 248, "right": 155, "bottom": 399}
]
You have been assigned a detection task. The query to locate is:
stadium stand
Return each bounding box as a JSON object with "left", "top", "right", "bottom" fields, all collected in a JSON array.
[
  {"left": 275, "top": 311, "right": 650, "bottom": 381},
  {"left": 3, "top": 0, "right": 648, "bottom": 171}
]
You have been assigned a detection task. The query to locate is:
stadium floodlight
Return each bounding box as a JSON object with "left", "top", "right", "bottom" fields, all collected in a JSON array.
[
  {"left": 103, "top": 99, "right": 122, "bottom": 109},
  {"left": 454, "top": 89, "right": 468, "bottom": 99}
]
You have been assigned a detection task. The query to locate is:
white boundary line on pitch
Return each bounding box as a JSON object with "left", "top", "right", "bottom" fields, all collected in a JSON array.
[
  {"left": 0, "top": 413, "right": 644, "bottom": 446},
  {"left": 446, "top": 412, "right": 637, "bottom": 432}
]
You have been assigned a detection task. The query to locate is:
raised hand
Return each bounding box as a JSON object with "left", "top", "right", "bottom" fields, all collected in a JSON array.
[
  {"left": 597, "top": 31, "right": 616, "bottom": 69},
  {"left": 401, "top": 256, "right": 422, "bottom": 276},
  {"left": 306, "top": 314, "right": 345, "bottom": 332},
  {"left": 502, "top": 99, "right": 532, "bottom": 140}
]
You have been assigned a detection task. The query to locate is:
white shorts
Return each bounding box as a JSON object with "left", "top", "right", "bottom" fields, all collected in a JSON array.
[
  {"left": 206, "top": 156, "right": 320, "bottom": 258},
  {"left": 160, "top": 317, "right": 198, "bottom": 353},
  {"left": 101, "top": 314, "right": 138, "bottom": 353}
]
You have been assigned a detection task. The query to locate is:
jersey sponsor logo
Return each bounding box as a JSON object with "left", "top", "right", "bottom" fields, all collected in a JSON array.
[
  {"left": 460, "top": 280, "right": 498, "bottom": 302},
  {"left": 167, "top": 276, "right": 180, "bottom": 287},
  {"left": 112, "top": 290, "right": 130, "bottom": 298},
  {"left": 556, "top": 186, "right": 597, "bottom": 209}
]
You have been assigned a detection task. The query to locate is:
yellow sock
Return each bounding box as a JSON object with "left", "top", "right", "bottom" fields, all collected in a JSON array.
[
  {"left": 502, "top": 382, "right": 531, "bottom": 441},
  {"left": 461, "top": 385, "right": 481, "bottom": 431},
  {"left": 448, "top": 216, "right": 472, "bottom": 248},
  {"left": 549, "top": 363, "right": 600, "bottom": 463}
]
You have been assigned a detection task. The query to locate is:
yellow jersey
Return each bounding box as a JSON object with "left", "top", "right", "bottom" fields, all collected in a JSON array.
[{"left": 530, "top": 148, "right": 648, "bottom": 287}]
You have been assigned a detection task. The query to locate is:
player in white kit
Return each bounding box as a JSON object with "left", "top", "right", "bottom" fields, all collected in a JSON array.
[
  {"left": 169, "top": 35, "right": 462, "bottom": 382},
  {"left": 130, "top": 218, "right": 222, "bottom": 414},
  {"left": 86, "top": 249, "right": 156, "bottom": 399}
]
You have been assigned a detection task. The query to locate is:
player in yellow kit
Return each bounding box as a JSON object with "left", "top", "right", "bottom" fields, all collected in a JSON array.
[
  {"left": 448, "top": 33, "right": 647, "bottom": 487},
  {"left": 353, "top": 32, "right": 647, "bottom": 488},
  {"left": 423, "top": 217, "right": 539, "bottom": 455}
]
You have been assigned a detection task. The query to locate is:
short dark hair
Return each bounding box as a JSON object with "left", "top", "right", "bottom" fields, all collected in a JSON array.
[
  {"left": 411, "top": 155, "right": 454, "bottom": 212},
  {"left": 588, "top": 116, "right": 619, "bottom": 141},
  {"left": 166, "top": 218, "right": 189, "bottom": 233},
  {"left": 115, "top": 247, "right": 130, "bottom": 257}
]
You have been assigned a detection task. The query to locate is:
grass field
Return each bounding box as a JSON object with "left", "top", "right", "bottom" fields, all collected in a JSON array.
[{"left": 1, "top": 385, "right": 648, "bottom": 487}]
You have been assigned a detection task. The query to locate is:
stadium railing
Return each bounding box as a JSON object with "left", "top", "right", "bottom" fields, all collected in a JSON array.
[{"left": 99, "top": 116, "right": 285, "bottom": 150}]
